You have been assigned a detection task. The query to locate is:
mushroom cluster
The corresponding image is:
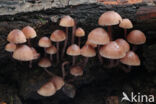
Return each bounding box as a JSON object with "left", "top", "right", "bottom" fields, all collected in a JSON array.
[{"left": 5, "top": 11, "right": 146, "bottom": 97}]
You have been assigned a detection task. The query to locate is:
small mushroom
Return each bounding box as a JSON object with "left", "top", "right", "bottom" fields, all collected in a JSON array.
[
  {"left": 119, "top": 18, "right": 133, "bottom": 38},
  {"left": 98, "top": 11, "right": 122, "bottom": 40},
  {"left": 62, "top": 83, "right": 76, "bottom": 98},
  {"left": 37, "top": 81, "right": 56, "bottom": 97},
  {"left": 75, "top": 27, "right": 85, "bottom": 47},
  {"left": 5, "top": 43, "right": 16, "bottom": 53},
  {"left": 22, "top": 26, "right": 37, "bottom": 46},
  {"left": 66, "top": 44, "right": 80, "bottom": 65},
  {"left": 50, "top": 30, "right": 66, "bottom": 63},
  {"left": 70, "top": 66, "right": 83, "bottom": 77},
  {"left": 38, "top": 57, "right": 52, "bottom": 71},
  {"left": 45, "top": 45, "right": 57, "bottom": 61},
  {"left": 13, "top": 45, "right": 34, "bottom": 68},
  {"left": 59, "top": 16, "right": 75, "bottom": 59},
  {"left": 120, "top": 51, "right": 140, "bottom": 72},
  {"left": 7, "top": 29, "right": 27, "bottom": 44},
  {"left": 80, "top": 45, "right": 96, "bottom": 67},
  {"left": 88, "top": 28, "right": 110, "bottom": 63},
  {"left": 38, "top": 37, "right": 51, "bottom": 56},
  {"left": 85, "top": 40, "right": 97, "bottom": 48}
]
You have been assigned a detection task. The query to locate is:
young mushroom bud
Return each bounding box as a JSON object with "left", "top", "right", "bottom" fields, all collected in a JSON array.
[
  {"left": 38, "top": 57, "right": 52, "bottom": 71},
  {"left": 70, "top": 66, "right": 83, "bottom": 77},
  {"left": 45, "top": 45, "right": 57, "bottom": 61},
  {"left": 5, "top": 43, "right": 16, "bottom": 53},
  {"left": 75, "top": 27, "right": 85, "bottom": 47}
]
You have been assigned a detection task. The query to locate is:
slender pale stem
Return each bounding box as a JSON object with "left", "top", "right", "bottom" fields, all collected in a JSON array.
[
  {"left": 29, "top": 60, "right": 32, "bottom": 68},
  {"left": 62, "top": 27, "right": 68, "bottom": 59},
  {"left": 72, "top": 56, "right": 76, "bottom": 65},
  {"left": 62, "top": 61, "right": 69, "bottom": 79},
  {"left": 56, "top": 42, "right": 59, "bottom": 64},
  {"left": 50, "top": 54, "right": 53, "bottom": 61},
  {"left": 72, "top": 21, "right": 76, "bottom": 44},
  {"left": 108, "top": 26, "right": 112, "bottom": 41},
  {"left": 98, "top": 45, "right": 103, "bottom": 63}
]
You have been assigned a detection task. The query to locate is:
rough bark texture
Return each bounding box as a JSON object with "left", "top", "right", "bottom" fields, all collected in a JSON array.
[{"left": 0, "top": 1, "right": 156, "bottom": 104}]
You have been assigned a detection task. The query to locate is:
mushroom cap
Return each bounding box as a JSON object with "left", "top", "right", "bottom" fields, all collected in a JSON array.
[
  {"left": 115, "top": 38, "right": 130, "bottom": 53},
  {"left": 22, "top": 26, "right": 37, "bottom": 39},
  {"left": 66, "top": 44, "right": 80, "bottom": 56},
  {"left": 120, "top": 51, "right": 140, "bottom": 66},
  {"left": 99, "top": 41, "right": 126, "bottom": 59},
  {"left": 80, "top": 45, "right": 96, "bottom": 57},
  {"left": 85, "top": 40, "right": 97, "bottom": 48},
  {"left": 51, "top": 76, "right": 65, "bottom": 91},
  {"left": 38, "top": 37, "right": 51, "bottom": 48},
  {"left": 31, "top": 47, "right": 40, "bottom": 60},
  {"left": 7, "top": 29, "right": 26, "bottom": 44},
  {"left": 13, "top": 45, "right": 34, "bottom": 61},
  {"left": 37, "top": 81, "right": 56, "bottom": 97},
  {"left": 50, "top": 30, "right": 66, "bottom": 42},
  {"left": 45, "top": 45, "right": 57, "bottom": 55},
  {"left": 127, "top": 30, "right": 146, "bottom": 45},
  {"left": 5, "top": 43, "right": 16, "bottom": 52},
  {"left": 70, "top": 66, "right": 83, "bottom": 77},
  {"left": 75, "top": 27, "right": 85, "bottom": 37},
  {"left": 119, "top": 18, "right": 133, "bottom": 29},
  {"left": 38, "top": 57, "right": 51, "bottom": 68},
  {"left": 98, "top": 11, "right": 122, "bottom": 26},
  {"left": 88, "top": 28, "right": 110, "bottom": 45},
  {"left": 59, "top": 16, "right": 75, "bottom": 27}
]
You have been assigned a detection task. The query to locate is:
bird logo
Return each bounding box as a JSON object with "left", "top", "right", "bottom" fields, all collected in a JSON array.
[{"left": 121, "top": 92, "right": 131, "bottom": 102}]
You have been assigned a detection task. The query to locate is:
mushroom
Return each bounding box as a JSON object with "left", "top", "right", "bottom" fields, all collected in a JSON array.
[
  {"left": 62, "top": 83, "right": 76, "bottom": 98},
  {"left": 70, "top": 66, "right": 83, "bottom": 77},
  {"left": 22, "top": 26, "right": 37, "bottom": 46},
  {"left": 80, "top": 45, "right": 96, "bottom": 67},
  {"left": 119, "top": 18, "right": 133, "bottom": 38},
  {"left": 38, "top": 37, "right": 51, "bottom": 56},
  {"left": 88, "top": 28, "right": 110, "bottom": 63},
  {"left": 7, "top": 29, "right": 26, "bottom": 44},
  {"left": 5, "top": 43, "right": 16, "bottom": 53},
  {"left": 61, "top": 61, "right": 69, "bottom": 79},
  {"left": 99, "top": 41, "right": 126, "bottom": 68},
  {"left": 37, "top": 81, "right": 56, "bottom": 97},
  {"left": 98, "top": 11, "right": 122, "bottom": 40},
  {"left": 50, "top": 30, "right": 66, "bottom": 63},
  {"left": 85, "top": 40, "right": 97, "bottom": 48},
  {"left": 66, "top": 44, "right": 80, "bottom": 65},
  {"left": 120, "top": 51, "right": 140, "bottom": 72},
  {"left": 13, "top": 45, "right": 34, "bottom": 68},
  {"left": 127, "top": 30, "right": 146, "bottom": 51},
  {"left": 59, "top": 16, "right": 75, "bottom": 59},
  {"left": 38, "top": 57, "right": 52, "bottom": 71},
  {"left": 75, "top": 27, "right": 85, "bottom": 47},
  {"left": 50, "top": 76, "right": 65, "bottom": 91},
  {"left": 45, "top": 45, "right": 57, "bottom": 61}
]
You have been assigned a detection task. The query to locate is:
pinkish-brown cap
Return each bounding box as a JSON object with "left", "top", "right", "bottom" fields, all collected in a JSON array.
[
  {"left": 38, "top": 57, "right": 51, "bottom": 68},
  {"left": 7, "top": 29, "right": 26, "bottom": 44},
  {"left": 80, "top": 45, "right": 96, "bottom": 57},
  {"left": 75, "top": 27, "right": 85, "bottom": 37},
  {"left": 98, "top": 11, "right": 122, "bottom": 26},
  {"left": 45, "top": 45, "right": 57, "bottom": 55},
  {"left": 127, "top": 30, "right": 146, "bottom": 45},
  {"left": 99, "top": 41, "right": 126, "bottom": 59},
  {"left": 13, "top": 45, "right": 34, "bottom": 61},
  {"left": 85, "top": 40, "right": 97, "bottom": 48},
  {"left": 5, "top": 43, "right": 16, "bottom": 52},
  {"left": 88, "top": 28, "right": 110, "bottom": 45},
  {"left": 115, "top": 38, "right": 130, "bottom": 53},
  {"left": 70, "top": 66, "right": 83, "bottom": 77},
  {"left": 38, "top": 37, "right": 51, "bottom": 48},
  {"left": 50, "top": 30, "right": 66, "bottom": 42},
  {"left": 120, "top": 51, "right": 140, "bottom": 66},
  {"left": 31, "top": 47, "right": 40, "bottom": 60},
  {"left": 119, "top": 18, "right": 133, "bottom": 29},
  {"left": 51, "top": 76, "right": 65, "bottom": 91},
  {"left": 66, "top": 44, "right": 80, "bottom": 56},
  {"left": 37, "top": 81, "right": 56, "bottom": 96},
  {"left": 59, "top": 16, "right": 75, "bottom": 27},
  {"left": 22, "top": 26, "right": 37, "bottom": 39}
]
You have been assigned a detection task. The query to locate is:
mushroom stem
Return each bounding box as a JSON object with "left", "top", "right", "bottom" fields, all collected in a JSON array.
[
  {"left": 72, "top": 56, "right": 76, "bottom": 65},
  {"left": 108, "top": 26, "right": 112, "bottom": 41},
  {"left": 44, "top": 68, "right": 54, "bottom": 76},
  {"left": 62, "top": 61, "right": 69, "bottom": 79},
  {"left": 50, "top": 55, "right": 53, "bottom": 61},
  {"left": 78, "top": 37, "right": 81, "bottom": 47},
  {"left": 61, "top": 27, "right": 68, "bottom": 59},
  {"left": 29, "top": 60, "right": 32, "bottom": 68},
  {"left": 56, "top": 42, "right": 59, "bottom": 64},
  {"left": 44, "top": 48, "right": 47, "bottom": 57},
  {"left": 72, "top": 21, "right": 76, "bottom": 44},
  {"left": 98, "top": 45, "right": 103, "bottom": 63},
  {"left": 124, "top": 29, "right": 127, "bottom": 38}
]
